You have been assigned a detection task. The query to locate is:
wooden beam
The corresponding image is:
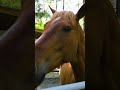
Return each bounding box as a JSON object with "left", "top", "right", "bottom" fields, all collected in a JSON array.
[
  {"left": 0, "top": 6, "right": 21, "bottom": 16},
  {"left": 39, "top": 81, "right": 85, "bottom": 90}
]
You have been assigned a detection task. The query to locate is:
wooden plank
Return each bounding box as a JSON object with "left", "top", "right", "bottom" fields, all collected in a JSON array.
[
  {"left": 35, "top": 29, "right": 43, "bottom": 39},
  {"left": 39, "top": 81, "right": 85, "bottom": 90},
  {"left": 0, "top": 6, "right": 21, "bottom": 16}
]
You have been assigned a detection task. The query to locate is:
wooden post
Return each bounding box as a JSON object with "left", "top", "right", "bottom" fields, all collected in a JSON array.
[
  {"left": 39, "top": 81, "right": 85, "bottom": 90},
  {"left": 116, "top": 0, "right": 120, "bottom": 22}
]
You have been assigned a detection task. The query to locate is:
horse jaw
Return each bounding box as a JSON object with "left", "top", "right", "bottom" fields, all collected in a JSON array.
[{"left": 35, "top": 48, "right": 63, "bottom": 87}]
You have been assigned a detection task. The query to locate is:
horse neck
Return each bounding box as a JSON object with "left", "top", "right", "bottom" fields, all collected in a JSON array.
[{"left": 71, "top": 26, "right": 85, "bottom": 82}]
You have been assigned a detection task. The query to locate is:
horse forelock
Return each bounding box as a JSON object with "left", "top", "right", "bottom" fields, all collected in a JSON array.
[
  {"left": 51, "top": 17, "right": 62, "bottom": 25},
  {"left": 44, "top": 11, "right": 82, "bottom": 32},
  {"left": 51, "top": 11, "right": 77, "bottom": 28}
]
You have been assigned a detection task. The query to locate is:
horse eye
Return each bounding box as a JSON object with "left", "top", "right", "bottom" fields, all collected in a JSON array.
[{"left": 64, "top": 26, "right": 72, "bottom": 32}]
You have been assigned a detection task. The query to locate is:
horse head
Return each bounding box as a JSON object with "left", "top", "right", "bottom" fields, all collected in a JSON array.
[{"left": 35, "top": 4, "right": 85, "bottom": 87}]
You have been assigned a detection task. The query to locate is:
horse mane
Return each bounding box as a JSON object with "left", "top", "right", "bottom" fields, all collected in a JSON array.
[
  {"left": 51, "top": 11, "right": 77, "bottom": 29},
  {"left": 77, "top": 25, "right": 85, "bottom": 62}
]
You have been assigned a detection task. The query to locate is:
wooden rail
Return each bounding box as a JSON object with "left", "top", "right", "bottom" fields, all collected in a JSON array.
[
  {"left": 38, "top": 81, "right": 85, "bottom": 90},
  {"left": 0, "top": 6, "right": 21, "bottom": 16}
]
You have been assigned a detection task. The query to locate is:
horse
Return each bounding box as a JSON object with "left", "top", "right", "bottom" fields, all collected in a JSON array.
[
  {"left": 59, "top": 62, "right": 75, "bottom": 84},
  {"left": 86, "top": 0, "right": 120, "bottom": 90},
  {"left": 35, "top": 4, "right": 85, "bottom": 87},
  {"left": 0, "top": 0, "right": 34, "bottom": 89}
]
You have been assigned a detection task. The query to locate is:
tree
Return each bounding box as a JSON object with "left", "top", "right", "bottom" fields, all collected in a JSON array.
[{"left": 35, "top": 0, "right": 50, "bottom": 30}]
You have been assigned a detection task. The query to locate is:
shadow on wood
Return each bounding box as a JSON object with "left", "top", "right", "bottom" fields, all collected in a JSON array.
[{"left": 86, "top": 0, "right": 120, "bottom": 90}]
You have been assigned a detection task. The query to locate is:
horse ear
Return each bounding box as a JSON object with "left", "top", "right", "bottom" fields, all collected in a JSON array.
[
  {"left": 49, "top": 6, "right": 57, "bottom": 14},
  {"left": 76, "top": 3, "right": 86, "bottom": 21}
]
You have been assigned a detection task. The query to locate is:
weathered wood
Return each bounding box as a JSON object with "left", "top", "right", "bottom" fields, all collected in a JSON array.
[
  {"left": 0, "top": 6, "right": 21, "bottom": 16},
  {"left": 0, "top": 0, "right": 35, "bottom": 89},
  {"left": 86, "top": 0, "right": 120, "bottom": 89},
  {"left": 0, "top": 2, "right": 21, "bottom": 30}
]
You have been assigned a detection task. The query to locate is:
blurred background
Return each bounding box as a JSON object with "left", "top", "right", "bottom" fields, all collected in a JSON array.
[{"left": 35, "top": 0, "right": 85, "bottom": 31}]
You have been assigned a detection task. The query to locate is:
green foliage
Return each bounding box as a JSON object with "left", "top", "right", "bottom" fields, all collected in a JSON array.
[
  {"left": 35, "top": 0, "right": 84, "bottom": 30},
  {"left": 36, "top": 11, "right": 50, "bottom": 19},
  {"left": 35, "top": 19, "right": 44, "bottom": 30},
  {"left": 0, "top": 0, "right": 21, "bottom": 9},
  {"left": 35, "top": 11, "right": 50, "bottom": 30},
  {"left": 35, "top": 0, "right": 51, "bottom": 30}
]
